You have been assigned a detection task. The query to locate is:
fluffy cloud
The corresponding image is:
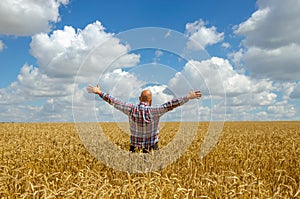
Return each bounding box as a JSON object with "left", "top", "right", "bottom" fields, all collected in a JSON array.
[
  {"left": 234, "top": 0, "right": 300, "bottom": 81},
  {"left": 30, "top": 21, "right": 140, "bottom": 81},
  {"left": 0, "top": 21, "right": 141, "bottom": 122},
  {"left": 266, "top": 100, "right": 296, "bottom": 120},
  {"left": 221, "top": 42, "right": 230, "bottom": 49},
  {"left": 228, "top": 91, "right": 277, "bottom": 107},
  {"left": 235, "top": 0, "right": 300, "bottom": 48},
  {"left": 99, "top": 69, "right": 144, "bottom": 99},
  {"left": 167, "top": 57, "right": 284, "bottom": 120},
  {"left": 16, "top": 64, "right": 74, "bottom": 97},
  {"left": 0, "top": 0, "right": 69, "bottom": 36},
  {"left": 169, "top": 57, "right": 274, "bottom": 98},
  {"left": 185, "top": 19, "right": 224, "bottom": 50},
  {"left": 0, "top": 83, "right": 25, "bottom": 105},
  {"left": 144, "top": 85, "right": 174, "bottom": 105},
  {"left": 273, "top": 82, "right": 297, "bottom": 100}
]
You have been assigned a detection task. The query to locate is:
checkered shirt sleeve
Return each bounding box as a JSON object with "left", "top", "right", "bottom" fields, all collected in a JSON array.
[{"left": 99, "top": 92, "right": 132, "bottom": 116}]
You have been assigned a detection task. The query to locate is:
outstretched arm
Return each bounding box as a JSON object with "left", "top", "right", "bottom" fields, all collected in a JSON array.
[
  {"left": 152, "top": 90, "right": 202, "bottom": 116},
  {"left": 87, "top": 84, "right": 132, "bottom": 115}
]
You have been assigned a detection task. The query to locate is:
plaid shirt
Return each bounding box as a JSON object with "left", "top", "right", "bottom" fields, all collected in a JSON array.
[{"left": 99, "top": 92, "right": 189, "bottom": 148}]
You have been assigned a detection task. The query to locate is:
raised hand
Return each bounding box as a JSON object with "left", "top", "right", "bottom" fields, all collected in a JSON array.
[
  {"left": 86, "top": 84, "right": 102, "bottom": 95},
  {"left": 186, "top": 90, "right": 202, "bottom": 100}
]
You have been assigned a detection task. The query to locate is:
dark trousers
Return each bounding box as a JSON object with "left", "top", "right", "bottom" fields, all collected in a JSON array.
[{"left": 130, "top": 143, "right": 159, "bottom": 153}]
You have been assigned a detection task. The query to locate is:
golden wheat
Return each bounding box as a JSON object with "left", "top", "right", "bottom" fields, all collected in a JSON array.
[{"left": 0, "top": 122, "right": 299, "bottom": 198}]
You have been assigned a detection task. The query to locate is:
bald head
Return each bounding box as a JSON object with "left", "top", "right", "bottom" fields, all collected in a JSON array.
[{"left": 139, "top": 90, "right": 152, "bottom": 105}]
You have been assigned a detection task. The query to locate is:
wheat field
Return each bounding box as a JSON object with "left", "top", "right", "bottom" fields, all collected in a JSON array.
[{"left": 0, "top": 122, "right": 299, "bottom": 198}]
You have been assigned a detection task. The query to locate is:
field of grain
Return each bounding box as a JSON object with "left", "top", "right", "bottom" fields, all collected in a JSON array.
[{"left": 0, "top": 122, "right": 299, "bottom": 198}]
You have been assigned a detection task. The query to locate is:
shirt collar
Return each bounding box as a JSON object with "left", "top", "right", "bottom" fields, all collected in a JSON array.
[{"left": 139, "top": 101, "right": 150, "bottom": 106}]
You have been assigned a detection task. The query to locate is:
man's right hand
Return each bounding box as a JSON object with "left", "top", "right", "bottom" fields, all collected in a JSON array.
[
  {"left": 87, "top": 84, "right": 102, "bottom": 95},
  {"left": 186, "top": 90, "right": 202, "bottom": 100}
]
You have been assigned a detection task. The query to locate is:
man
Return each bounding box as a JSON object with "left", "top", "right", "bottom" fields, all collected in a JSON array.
[{"left": 87, "top": 84, "right": 201, "bottom": 153}]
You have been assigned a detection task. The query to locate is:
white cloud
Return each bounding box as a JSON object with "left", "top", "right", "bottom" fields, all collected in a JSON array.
[
  {"left": 167, "top": 57, "right": 285, "bottom": 120},
  {"left": 274, "top": 82, "right": 297, "bottom": 100},
  {"left": 0, "top": 63, "right": 78, "bottom": 122},
  {"left": 169, "top": 57, "right": 273, "bottom": 98},
  {"left": 290, "top": 82, "right": 300, "bottom": 99},
  {"left": 0, "top": 103, "right": 41, "bottom": 122},
  {"left": 153, "top": 50, "right": 163, "bottom": 63},
  {"left": 0, "top": 40, "right": 5, "bottom": 52},
  {"left": 228, "top": 49, "right": 245, "bottom": 73},
  {"left": 144, "top": 85, "right": 174, "bottom": 105},
  {"left": 234, "top": 0, "right": 300, "bottom": 81},
  {"left": 234, "top": 7, "right": 270, "bottom": 45},
  {"left": 30, "top": 21, "right": 140, "bottom": 81},
  {"left": 235, "top": 0, "right": 300, "bottom": 48},
  {"left": 227, "top": 91, "right": 277, "bottom": 107},
  {"left": 185, "top": 19, "right": 224, "bottom": 50},
  {"left": 242, "top": 44, "right": 300, "bottom": 81},
  {"left": 225, "top": 106, "right": 257, "bottom": 121},
  {"left": 16, "top": 64, "right": 74, "bottom": 97},
  {"left": 99, "top": 69, "right": 144, "bottom": 99},
  {"left": 266, "top": 100, "right": 296, "bottom": 119},
  {"left": 0, "top": 21, "right": 141, "bottom": 122},
  {"left": 0, "top": 82, "right": 26, "bottom": 105},
  {"left": 0, "top": 0, "right": 69, "bottom": 36},
  {"left": 221, "top": 42, "right": 231, "bottom": 49}
]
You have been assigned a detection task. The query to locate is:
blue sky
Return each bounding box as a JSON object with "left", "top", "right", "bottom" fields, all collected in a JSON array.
[{"left": 0, "top": 0, "right": 299, "bottom": 122}]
